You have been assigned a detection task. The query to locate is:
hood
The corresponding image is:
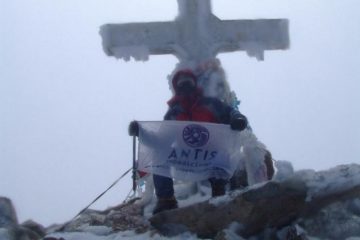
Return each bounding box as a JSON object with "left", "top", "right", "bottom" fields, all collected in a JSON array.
[{"left": 172, "top": 69, "right": 198, "bottom": 90}]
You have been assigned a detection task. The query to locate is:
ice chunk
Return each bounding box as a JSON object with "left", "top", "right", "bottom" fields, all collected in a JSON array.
[
  {"left": 273, "top": 160, "right": 295, "bottom": 181},
  {"left": 242, "top": 42, "right": 265, "bottom": 61},
  {"left": 111, "top": 46, "right": 150, "bottom": 62}
]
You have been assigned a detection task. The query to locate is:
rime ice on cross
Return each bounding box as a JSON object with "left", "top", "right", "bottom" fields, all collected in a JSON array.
[{"left": 100, "top": 0, "right": 289, "bottom": 62}]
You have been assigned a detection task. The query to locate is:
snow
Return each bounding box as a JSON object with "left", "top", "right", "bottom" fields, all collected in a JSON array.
[
  {"left": 207, "top": 163, "right": 360, "bottom": 208},
  {"left": 242, "top": 42, "right": 265, "bottom": 61},
  {"left": 77, "top": 225, "right": 113, "bottom": 236},
  {"left": 208, "top": 181, "right": 268, "bottom": 207},
  {"left": 112, "top": 46, "right": 150, "bottom": 62},
  {"left": 221, "top": 222, "right": 246, "bottom": 240},
  {"left": 42, "top": 163, "right": 360, "bottom": 239},
  {"left": 47, "top": 228, "right": 200, "bottom": 240},
  {"left": 142, "top": 183, "right": 212, "bottom": 218},
  {"left": 273, "top": 160, "right": 295, "bottom": 181},
  {"left": 293, "top": 164, "right": 360, "bottom": 201}
]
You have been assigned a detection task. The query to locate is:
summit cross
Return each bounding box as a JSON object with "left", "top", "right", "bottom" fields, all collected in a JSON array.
[{"left": 100, "top": 0, "right": 289, "bottom": 62}]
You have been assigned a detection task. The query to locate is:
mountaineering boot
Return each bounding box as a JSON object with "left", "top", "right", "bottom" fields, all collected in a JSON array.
[
  {"left": 264, "top": 150, "right": 275, "bottom": 180},
  {"left": 152, "top": 196, "right": 178, "bottom": 215},
  {"left": 230, "top": 169, "right": 248, "bottom": 190},
  {"left": 211, "top": 184, "right": 226, "bottom": 197},
  {"left": 209, "top": 178, "right": 227, "bottom": 197}
]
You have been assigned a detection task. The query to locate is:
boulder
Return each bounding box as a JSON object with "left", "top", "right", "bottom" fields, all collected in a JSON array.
[
  {"left": 54, "top": 199, "right": 150, "bottom": 234},
  {"left": 150, "top": 164, "right": 360, "bottom": 238},
  {"left": 150, "top": 181, "right": 308, "bottom": 238},
  {"left": 0, "top": 197, "right": 18, "bottom": 228},
  {"left": 0, "top": 197, "right": 45, "bottom": 240},
  {"left": 21, "top": 220, "right": 46, "bottom": 238},
  {"left": 298, "top": 200, "right": 360, "bottom": 239},
  {"left": 0, "top": 228, "right": 13, "bottom": 240}
]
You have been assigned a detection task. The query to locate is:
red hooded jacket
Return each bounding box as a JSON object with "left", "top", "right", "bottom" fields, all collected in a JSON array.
[{"left": 164, "top": 70, "right": 235, "bottom": 124}]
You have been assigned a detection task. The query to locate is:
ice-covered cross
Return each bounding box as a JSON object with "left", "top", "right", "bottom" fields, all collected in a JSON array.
[{"left": 100, "top": 0, "right": 289, "bottom": 62}]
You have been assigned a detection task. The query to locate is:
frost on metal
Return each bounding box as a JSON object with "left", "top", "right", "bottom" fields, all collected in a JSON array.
[{"left": 99, "top": 0, "right": 289, "bottom": 62}]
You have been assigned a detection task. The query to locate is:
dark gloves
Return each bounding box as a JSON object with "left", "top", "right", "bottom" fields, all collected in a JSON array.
[
  {"left": 128, "top": 121, "right": 139, "bottom": 136},
  {"left": 230, "top": 114, "right": 248, "bottom": 131}
]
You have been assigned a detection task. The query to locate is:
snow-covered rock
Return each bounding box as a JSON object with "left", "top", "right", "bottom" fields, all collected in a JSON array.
[
  {"left": 3, "top": 164, "right": 359, "bottom": 240},
  {"left": 150, "top": 164, "right": 360, "bottom": 239},
  {"left": 0, "top": 197, "right": 18, "bottom": 228},
  {"left": 150, "top": 180, "right": 308, "bottom": 238},
  {"left": 21, "top": 220, "right": 46, "bottom": 238},
  {"left": 273, "top": 160, "right": 295, "bottom": 181},
  {"left": 298, "top": 200, "right": 360, "bottom": 239},
  {"left": 0, "top": 197, "right": 47, "bottom": 240}
]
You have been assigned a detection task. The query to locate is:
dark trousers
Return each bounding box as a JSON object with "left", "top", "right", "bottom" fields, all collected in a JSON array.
[
  {"left": 153, "top": 174, "right": 227, "bottom": 198},
  {"left": 153, "top": 174, "right": 175, "bottom": 198}
]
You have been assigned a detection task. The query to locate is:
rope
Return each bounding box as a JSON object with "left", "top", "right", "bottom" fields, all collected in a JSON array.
[
  {"left": 123, "top": 187, "right": 136, "bottom": 204},
  {"left": 57, "top": 167, "right": 132, "bottom": 232}
]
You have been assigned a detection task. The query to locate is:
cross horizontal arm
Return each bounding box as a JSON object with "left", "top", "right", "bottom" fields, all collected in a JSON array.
[
  {"left": 212, "top": 18, "right": 290, "bottom": 60},
  {"left": 100, "top": 22, "right": 177, "bottom": 61}
]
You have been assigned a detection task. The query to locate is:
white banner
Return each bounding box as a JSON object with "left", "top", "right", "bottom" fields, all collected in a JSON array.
[{"left": 137, "top": 121, "right": 244, "bottom": 181}]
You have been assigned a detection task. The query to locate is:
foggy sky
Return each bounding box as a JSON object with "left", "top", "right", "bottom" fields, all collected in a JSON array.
[{"left": 1, "top": 0, "right": 359, "bottom": 226}]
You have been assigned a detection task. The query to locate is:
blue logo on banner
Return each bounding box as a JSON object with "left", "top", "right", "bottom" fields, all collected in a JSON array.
[{"left": 183, "top": 124, "right": 210, "bottom": 148}]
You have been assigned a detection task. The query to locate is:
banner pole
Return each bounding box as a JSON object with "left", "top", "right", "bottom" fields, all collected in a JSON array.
[{"left": 132, "top": 135, "right": 137, "bottom": 193}]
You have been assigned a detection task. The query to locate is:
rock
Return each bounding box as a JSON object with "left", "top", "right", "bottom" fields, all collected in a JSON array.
[
  {"left": 14, "top": 226, "right": 42, "bottom": 240},
  {"left": 105, "top": 203, "right": 149, "bottom": 233},
  {"left": 0, "top": 198, "right": 44, "bottom": 240},
  {"left": 0, "top": 197, "right": 18, "bottom": 228},
  {"left": 0, "top": 226, "right": 38, "bottom": 240},
  {"left": 298, "top": 200, "right": 360, "bottom": 239},
  {"left": 35, "top": 164, "right": 360, "bottom": 239},
  {"left": 276, "top": 225, "right": 309, "bottom": 240},
  {"left": 0, "top": 228, "right": 13, "bottom": 240},
  {"left": 150, "top": 164, "right": 360, "bottom": 238},
  {"left": 59, "top": 210, "right": 107, "bottom": 232},
  {"left": 150, "top": 181, "right": 308, "bottom": 238},
  {"left": 21, "top": 220, "right": 46, "bottom": 238},
  {"left": 348, "top": 198, "right": 360, "bottom": 216},
  {"left": 54, "top": 200, "right": 150, "bottom": 235}
]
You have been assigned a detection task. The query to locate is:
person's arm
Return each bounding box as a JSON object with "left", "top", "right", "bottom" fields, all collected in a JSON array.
[
  {"left": 210, "top": 98, "right": 248, "bottom": 131},
  {"left": 164, "top": 104, "right": 181, "bottom": 121}
]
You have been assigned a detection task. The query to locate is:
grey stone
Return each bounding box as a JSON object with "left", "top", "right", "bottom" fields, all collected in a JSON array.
[
  {"left": 0, "top": 228, "right": 13, "bottom": 240},
  {"left": 0, "top": 197, "right": 18, "bottom": 228},
  {"left": 348, "top": 198, "right": 360, "bottom": 216},
  {"left": 299, "top": 201, "right": 360, "bottom": 239},
  {"left": 0, "top": 226, "right": 38, "bottom": 240},
  {"left": 21, "top": 220, "right": 46, "bottom": 238},
  {"left": 150, "top": 181, "right": 308, "bottom": 238},
  {"left": 150, "top": 166, "right": 360, "bottom": 239}
]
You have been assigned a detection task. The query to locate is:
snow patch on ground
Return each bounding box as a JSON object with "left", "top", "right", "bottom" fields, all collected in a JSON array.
[
  {"left": 47, "top": 228, "right": 199, "bottom": 240},
  {"left": 293, "top": 164, "right": 360, "bottom": 201},
  {"left": 76, "top": 225, "right": 113, "bottom": 236},
  {"left": 45, "top": 163, "right": 360, "bottom": 240},
  {"left": 209, "top": 182, "right": 267, "bottom": 207},
  {"left": 273, "top": 160, "right": 294, "bottom": 181}
]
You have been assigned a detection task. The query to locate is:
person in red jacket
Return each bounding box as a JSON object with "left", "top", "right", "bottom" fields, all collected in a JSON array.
[{"left": 129, "top": 70, "right": 248, "bottom": 214}]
